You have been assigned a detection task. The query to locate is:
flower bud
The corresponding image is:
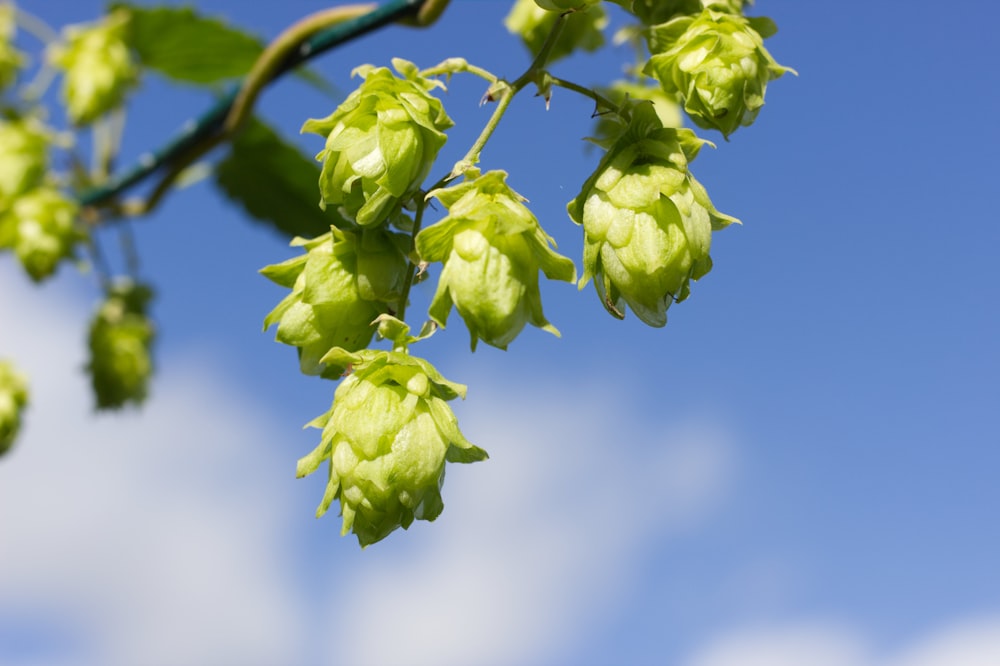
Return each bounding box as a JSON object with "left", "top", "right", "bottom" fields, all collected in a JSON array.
[
  {"left": 644, "top": 9, "right": 794, "bottom": 138},
  {"left": 0, "top": 3, "right": 26, "bottom": 91},
  {"left": 86, "top": 280, "right": 155, "bottom": 410},
  {"left": 261, "top": 227, "right": 407, "bottom": 378},
  {"left": 534, "top": 0, "right": 600, "bottom": 11},
  {"left": 506, "top": 0, "right": 607, "bottom": 65},
  {"left": 0, "top": 117, "right": 49, "bottom": 206},
  {"left": 47, "top": 9, "right": 138, "bottom": 125},
  {"left": 0, "top": 186, "right": 82, "bottom": 282},
  {"left": 417, "top": 170, "right": 576, "bottom": 351},
  {"left": 297, "top": 349, "right": 487, "bottom": 547},
  {"left": 302, "top": 58, "right": 452, "bottom": 227},
  {"left": 0, "top": 359, "right": 29, "bottom": 457},
  {"left": 568, "top": 102, "right": 737, "bottom": 326},
  {"left": 608, "top": 0, "right": 701, "bottom": 25}
]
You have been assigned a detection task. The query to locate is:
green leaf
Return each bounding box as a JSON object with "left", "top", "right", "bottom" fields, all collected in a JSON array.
[
  {"left": 215, "top": 116, "right": 348, "bottom": 238},
  {"left": 114, "top": 4, "right": 264, "bottom": 84}
]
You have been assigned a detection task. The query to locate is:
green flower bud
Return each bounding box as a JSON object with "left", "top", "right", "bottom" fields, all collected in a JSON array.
[
  {"left": 417, "top": 170, "right": 577, "bottom": 351},
  {"left": 608, "top": 0, "right": 701, "bottom": 25},
  {"left": 301, "top": 58, "right": 453, "bottom": 227},
  {"left": 0, "top": 186, "right": 82, "bottom": 282},
  {"left": 645, "top": 9, "right": 794, "bottom": 138},
  {"left": 0, "top": 117, "right": 49, "bottom": 206},
  {"left": 261, "top": 227, "right": 407, "bottom": 378},
  {"left": 505, "top": 0, "right": 607, "bottom": 65},
  {"left": 86, "top": 281, "right": 155, "bottom": 410},
  {"left": 568, "top": 102, "right": 737, "bottom": 326},
  {"left": 0, "top": 359, "right": 29, "bottom": 457},
  {"left": 297, "top": 349, "right": 487, "bottom": 547},
  {"left": 534, "top": 0, "right": 600, "bottom": 11},
  {"left": 0, "top": 3, "right": 26, "bottom": 91},
  {"left": 593, "top": 80, "right": 683, "bottom": 145},
  {"left": 47, "top": 9, "right": 138, "bottom": 126}
]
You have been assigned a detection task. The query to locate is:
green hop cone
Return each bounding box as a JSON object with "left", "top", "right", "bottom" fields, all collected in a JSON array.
[
  {"left": 86, "top": 281, "right": 155, "bottom": 409},
  {"left": 505, "top": 0, "right": 607, "bottom": 65},
  {"left": 0, "top": 3, "right": 25, "bottom": 91},
  {"left": 569, "top": 102, "right": 737, "bottom": 326},
  {"left": 593, "top": 80, "right": 683, "bottom": 145},
  {"left": 297, "top": 348, "right": 488, "bottom": 547},
  {"left": 261, "top": 227, "right": 407, "bottom": 378},
  {"left": 0, "top": 117, "right": 49, "bottom": 206},
  {"left": 0, "top": 359, "right": 29, "bottom": 457},
  {"left": 644, "top": 9, "right": 794, "bottom": 138},
  {"left": 0, "top": 186, "right": 82, "bottom": 282},
  {"left": 302, "top": 58, "right": 452, "bottom": 227},
  {"left": 416, "top": 170, "right": 576, "bottom": 351},
  {"left": 534, "top": 0, "right": 600, "bottom": 11},
  {"left": 608, "top": 0, "right": 701, "bottom": 25},
  {"left": 47, "top": 9, "right": 138, "bottom": 126}
]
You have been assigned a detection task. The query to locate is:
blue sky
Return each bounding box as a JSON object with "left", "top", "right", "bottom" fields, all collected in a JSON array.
[{"left": 1, "top": 1, "right": 999, "bottom": 665}]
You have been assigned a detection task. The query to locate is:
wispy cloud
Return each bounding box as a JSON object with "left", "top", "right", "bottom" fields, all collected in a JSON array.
[
  {"left": 327, "top": 374, "right": 738, "bottom": 665},
  {"left": 682, "top": 616, "right": 1000, "bottom": 666},
  {"left": 0, "top": 271, "right": 306, "bottom": 666}
]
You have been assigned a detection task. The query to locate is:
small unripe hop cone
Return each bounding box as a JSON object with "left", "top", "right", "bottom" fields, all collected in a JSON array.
[
  {"left": 0, "top": 360, "right": 29, "bottom": 457},
  {"left": 86, "top": 281, "right": 155, "bottom": 409}
]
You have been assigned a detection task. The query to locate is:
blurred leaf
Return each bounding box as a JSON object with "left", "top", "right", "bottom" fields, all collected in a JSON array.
[
  {"left": 215, "top": 116, "right": 347, "bottom": 238},
  {"left": 112, "top": 3, "right": 336, "bottom": 93},
  {"left": 115, "top": 4, "right": 264, "bottom": 84}
]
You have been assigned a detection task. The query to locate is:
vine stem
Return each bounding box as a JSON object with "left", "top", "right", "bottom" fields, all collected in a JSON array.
[
  {"left": 224, "top": 4, "right": 376, "bottom": 135},
  {"left": 547, "top": 76, "right": 621, "bottom": 115},
  {"left": 395, "top": 10, "right": 573, "bottom": 332},
  {"left": 449, "top": 10, "right": 569, "bottom": 176}
]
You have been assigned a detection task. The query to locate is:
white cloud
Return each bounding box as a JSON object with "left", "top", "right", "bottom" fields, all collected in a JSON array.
[
  {"left": 0, "top": 270, "right": 306, "bottom": 666},
  {"left": 328, "top": 375, "right": 738, "bottom": 666},
  {"left": 682, "top": 616, "right": 1000, "bottom": 666},
  {"left": 684, "top": 624, "right": 872, "bottom": 666},
  {"left": 891, "top": 616, "right": 1000, "bottom": 666}
]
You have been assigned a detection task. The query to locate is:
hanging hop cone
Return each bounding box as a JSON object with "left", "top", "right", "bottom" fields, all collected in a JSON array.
[
  {"left": 416, "top": 170, "right": 576, "bottom": 351},
  {"left": 0, "top": 359, "right": 29, "bottom": 457},
  {"left": 644, "top": 9, "right": 794, "bottom": 138},
  {"left": 0, "top": 186, "right": 82, "bottom": 282},
  {"left": 86, "top": 280, "right": 155, "bottom": 409},
  {"left": 47, "top": 9, "right": 138, "bottom": 125},
  {"left": 0, "top": 3, "right": 25, "bottom": 91},
  {"left": 297, "top": 349, "right": 488, "bottom": 547},
  {"left": 302, "top": 58, "right": 453, "bottom": 227},
  {"left": 568, "top": 102, "right": 737, "bottom": 327},
  {"left": 505, "top": 0, "right": 607, "bottom": 65},
  {"left": 261, "top": 227, "right": 407, "bottom": 378},
  {"left": 0, "top": 117, "right": 49, "bottom": 207}
]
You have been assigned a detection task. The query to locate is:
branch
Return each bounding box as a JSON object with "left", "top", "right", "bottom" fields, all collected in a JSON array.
[{"left": 76, "top": 0, "right": 440, "bottom": 210}]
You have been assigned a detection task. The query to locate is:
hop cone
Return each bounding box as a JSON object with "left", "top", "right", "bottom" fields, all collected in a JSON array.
[
  {"left": 0, "top": 359, "right": 29, "bottom": 457},
  {"left": 0, "top": 117, "right": 49, "bottom": 206},
  {"left": 86, "top": 281, "right": 155, "bottom": 409},
  {"left": 569, "top": 102, "right": 737, "bottom": 326},
  {"left": 0, "top": 3, "right": 25, "bottom": 91},
  {"left": 297, "top": 349, "right": 487, "bottom": 547},
  {"left": 645, "top": 9, "right": 794, "bottom": 138},
  {"left": 505, "top": 0, "right": 607, "bottom": 65},
  {"left": 48, "top": 9, "right": 138, "bottom": 125},
  {"left": 0, "top": 186, "right": 82, "bottom": 282},
  {"left": 261, "top": 227, "right": 407, "bottom": 378},
  {"left": 417, "top": 170, "right": 576, "bottom": 351},
  {"left": 302, "top": 58, "right": 452, "bottom": 227}
]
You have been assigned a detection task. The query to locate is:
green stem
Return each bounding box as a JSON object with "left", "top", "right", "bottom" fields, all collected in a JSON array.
[
  {"left": 420, "top": 60, "right": 498, "bottom": 85},
  {"left": 395, "top": 194, "right": 429, "bottom": 323},
  {"left": 547, "top": 76, "right": 621, "bottom": 115},
  {"left": 224, "top": 3, "right": 375, "bottom": 135},
  {"left": 13, "top": 5, "right": 59, "bottom": 44},
  {"left": 448, "top": 12, "right": 570, "bottom": 178}
]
